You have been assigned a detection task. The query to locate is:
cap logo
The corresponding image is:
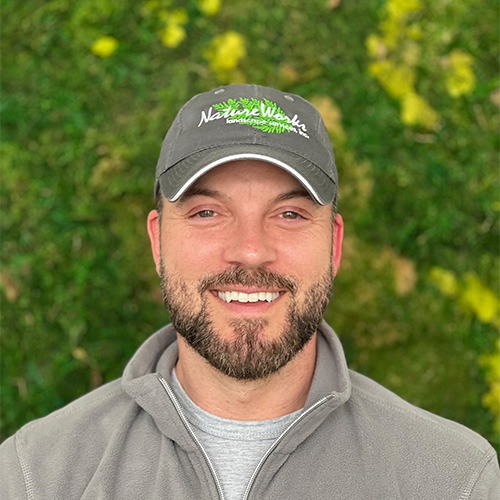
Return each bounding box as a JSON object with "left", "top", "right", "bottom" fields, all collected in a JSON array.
[{"left": 197, "top": 97, "right": 310, "bottom": 138}]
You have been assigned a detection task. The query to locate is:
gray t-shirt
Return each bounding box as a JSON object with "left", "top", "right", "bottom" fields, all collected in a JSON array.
[{"left": 170, "top": 370, "right": 302, "bottom": 500}]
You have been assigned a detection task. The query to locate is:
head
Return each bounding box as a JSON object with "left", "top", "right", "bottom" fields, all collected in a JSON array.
[{"left": 147, "top": 84, "right": 343, "bottom": 380}]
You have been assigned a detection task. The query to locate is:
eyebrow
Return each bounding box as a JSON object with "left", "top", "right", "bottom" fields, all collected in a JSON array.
[
  {"left": 177, "top": 187, "right": 227, "bottom": 205},
  {"left": 177, "top": 186, "right": 314, "bottom": 205},
  {"left": 273, "top": 188, "right": 313, "bottom": 203}
]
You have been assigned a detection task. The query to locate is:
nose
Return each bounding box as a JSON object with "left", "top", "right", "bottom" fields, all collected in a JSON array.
[{"left": 222, "top": 219, "right": 277, "bottom": 269}]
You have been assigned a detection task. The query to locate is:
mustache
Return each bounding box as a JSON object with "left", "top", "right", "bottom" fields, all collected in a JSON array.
[{"left": 199, "top": 267, "right": 298, "bottom": 294}]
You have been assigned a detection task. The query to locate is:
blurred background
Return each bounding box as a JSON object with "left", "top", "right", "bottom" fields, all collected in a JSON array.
[{"left": 1, "top": 0, "right": 499, "bottom": 448}]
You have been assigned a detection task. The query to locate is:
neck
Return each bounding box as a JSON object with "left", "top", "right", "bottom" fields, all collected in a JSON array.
[{"left": 174, "top": 334, "right": 317, "bottom": 421}]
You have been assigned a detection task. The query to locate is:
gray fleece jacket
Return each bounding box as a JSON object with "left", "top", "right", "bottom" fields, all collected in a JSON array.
[{"left": 1, "top": 322, "right": 499, "bottom": 499}]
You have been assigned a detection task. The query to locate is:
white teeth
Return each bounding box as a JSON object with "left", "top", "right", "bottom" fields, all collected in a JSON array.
[{"left": 217, "top": 291, "right": 280, "bottom": 303}]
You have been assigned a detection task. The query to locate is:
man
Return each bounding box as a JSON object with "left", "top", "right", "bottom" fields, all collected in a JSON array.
[{"left": 1, "top": 84, "right": 498, "bottom": 499}]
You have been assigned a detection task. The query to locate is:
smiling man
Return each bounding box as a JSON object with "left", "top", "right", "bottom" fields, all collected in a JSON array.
[
  {"left": 1, "top": 84, "right": 499, "bottom": 499},
  {"left": 149, "top": 160, "right": 341, "bottom": 390}
]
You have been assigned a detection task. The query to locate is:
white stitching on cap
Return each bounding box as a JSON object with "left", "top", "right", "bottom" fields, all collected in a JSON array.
[{"left": 170, "top": 153, "right": 323, "bottom": 204}]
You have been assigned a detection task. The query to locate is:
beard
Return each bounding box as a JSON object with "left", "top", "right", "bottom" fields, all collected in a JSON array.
[{"left": 160, "top": 264, "right": 333, "bottom": 380}]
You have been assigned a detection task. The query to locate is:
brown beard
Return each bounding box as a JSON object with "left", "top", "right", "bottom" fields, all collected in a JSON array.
[{"left": 160, "top": 265, "right": 333, "bottom": 380}]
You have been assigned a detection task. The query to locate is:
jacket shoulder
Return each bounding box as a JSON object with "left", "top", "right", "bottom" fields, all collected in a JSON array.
[
  {"left": 346, "top": 370, "right": 499, "bottom": 496},
  {"left": 349, "top": 369, "right": 493, "bottom": 451},
  {"left": 0, "top": 379, "right": 136, "bottom": 498},
  {"left": 16, "top": 378, "right": 127, "bottom": 439}
]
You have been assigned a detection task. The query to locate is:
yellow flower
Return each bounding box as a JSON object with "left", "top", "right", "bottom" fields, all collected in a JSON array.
[
  {"left": 401, "top": 91, "right": 439, "bottom": 129},
  {"left": 431, "top": 270, "right": 500, "bottom": 327},
  {"left": 460, "top": 273, "right": 500, "bottom": 326},
  {"left": 91, "top": 36, "right": 118, "bottom": 58},
  {"left": 161, "top": 8, "right": 188, "bottom": 25},
  {"left": 480, "top": 345, "right": 500, "bottom": 382},
  {"left": 380, "top": 0, "right": 420, "bottom": 46},
  {"left": 205, "top": 31, "right": 246, "bottom": 82},
  {"left": 445, "top": 49, "right": 476, "bottom": 98},
  {"left": 386, "top": 0, "right": 421, "bottom": 21},
  {"left": 198, "top": 0, "right": 221, "bottom": 16},
  {"left": 159, "top": 8, "right": 188, "bottom": 48},
  {"left": 380, "top": 17, "right": 401, "bottom": 48},
  {"left": 161, "top": 22, "right": 186, "bottom": 48},
  {"left": 429, "top": 267, "right": 458, "bottom": 297},
  {"left": 368, "top": 60, "right": 415, "bottom": 99},
  {"left": 480, "top": 339, "right": 500, "bottom": 433}
]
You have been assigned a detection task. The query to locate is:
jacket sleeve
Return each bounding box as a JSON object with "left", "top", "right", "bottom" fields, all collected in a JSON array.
[
  {"left": 0, "top": 434, "right": 29, "bottom": 499},
  {"left": 468, "top": 449, "right": 500, "bottom": 500}
]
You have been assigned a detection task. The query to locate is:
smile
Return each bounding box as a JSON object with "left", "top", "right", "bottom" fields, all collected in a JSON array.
[{"left": 216, "top": 291, "right": 281, "bottom": 303}]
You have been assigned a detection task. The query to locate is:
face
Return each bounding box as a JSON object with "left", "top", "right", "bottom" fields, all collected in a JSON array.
[{"left": 148, "top": 160, "right": 343, "bottom": 380}]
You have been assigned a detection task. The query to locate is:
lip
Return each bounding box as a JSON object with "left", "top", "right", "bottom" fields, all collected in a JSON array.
[{"left": 211, "top": 286, "right": 285, "bottom": 294}]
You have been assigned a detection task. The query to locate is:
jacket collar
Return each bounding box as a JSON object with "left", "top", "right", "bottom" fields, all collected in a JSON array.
[{"left": 121, "top": 321, "right": 351, "bottom": 448}]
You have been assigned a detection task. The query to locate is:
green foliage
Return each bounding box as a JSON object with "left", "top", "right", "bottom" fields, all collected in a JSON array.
[
  {"left": 1, "top": 0, "right": 499, "bottom": 451},
  {"left": 212, "top": 97, "right": 293, "bottom": 134}
]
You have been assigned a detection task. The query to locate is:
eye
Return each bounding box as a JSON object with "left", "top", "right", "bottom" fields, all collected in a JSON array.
[
  {"left": 280, "top": 210, "right": 303, "bottom": 220},
  {"left": 194, "top": 209, "right": 217, "bottom": 218}
]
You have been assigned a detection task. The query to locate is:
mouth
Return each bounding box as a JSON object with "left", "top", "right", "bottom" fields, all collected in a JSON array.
[{"left": 215, "top": 290, "right": 282, "bottom": 304}]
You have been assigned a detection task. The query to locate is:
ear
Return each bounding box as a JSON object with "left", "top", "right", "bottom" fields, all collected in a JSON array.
[
  {"left": 332, "top": 213, "right": 344, "bottom": 277},
  {"left": 147, "top": 210, "right": 161, "bottom": 275}
]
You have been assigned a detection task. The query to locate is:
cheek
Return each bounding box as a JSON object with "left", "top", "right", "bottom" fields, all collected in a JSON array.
[
  {"left": 278, "top": 230, "right": 333, "bottom": 276},
  {"left": 161, "top": 228, "right": 225, "bottom": 272}
]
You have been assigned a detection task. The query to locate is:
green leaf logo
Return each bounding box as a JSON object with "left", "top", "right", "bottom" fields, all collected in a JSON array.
[{"left": 198, "top": 97, "right": 309, "bottom": 138}]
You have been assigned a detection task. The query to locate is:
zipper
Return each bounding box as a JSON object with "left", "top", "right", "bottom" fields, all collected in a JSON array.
[
  {"left": 242, "top": 394, "right": 334, "bottom": 500},
  {"left": 156, "top": 373, "right": 226, "bottom": 500}
]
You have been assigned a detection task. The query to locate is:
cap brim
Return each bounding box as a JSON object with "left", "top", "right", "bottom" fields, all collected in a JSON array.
[{"left": 158, "top": 144, "right": 336, "bottom": 205}]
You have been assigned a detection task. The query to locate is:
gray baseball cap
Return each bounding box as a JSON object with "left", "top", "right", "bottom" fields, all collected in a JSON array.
[{"left": 154, "top": 84, "right": 338, "bottom": 205}]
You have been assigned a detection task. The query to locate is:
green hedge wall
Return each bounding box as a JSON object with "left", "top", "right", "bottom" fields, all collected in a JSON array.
[{"left": 1, "top": 0, "right": 498, "bottom": 448}]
